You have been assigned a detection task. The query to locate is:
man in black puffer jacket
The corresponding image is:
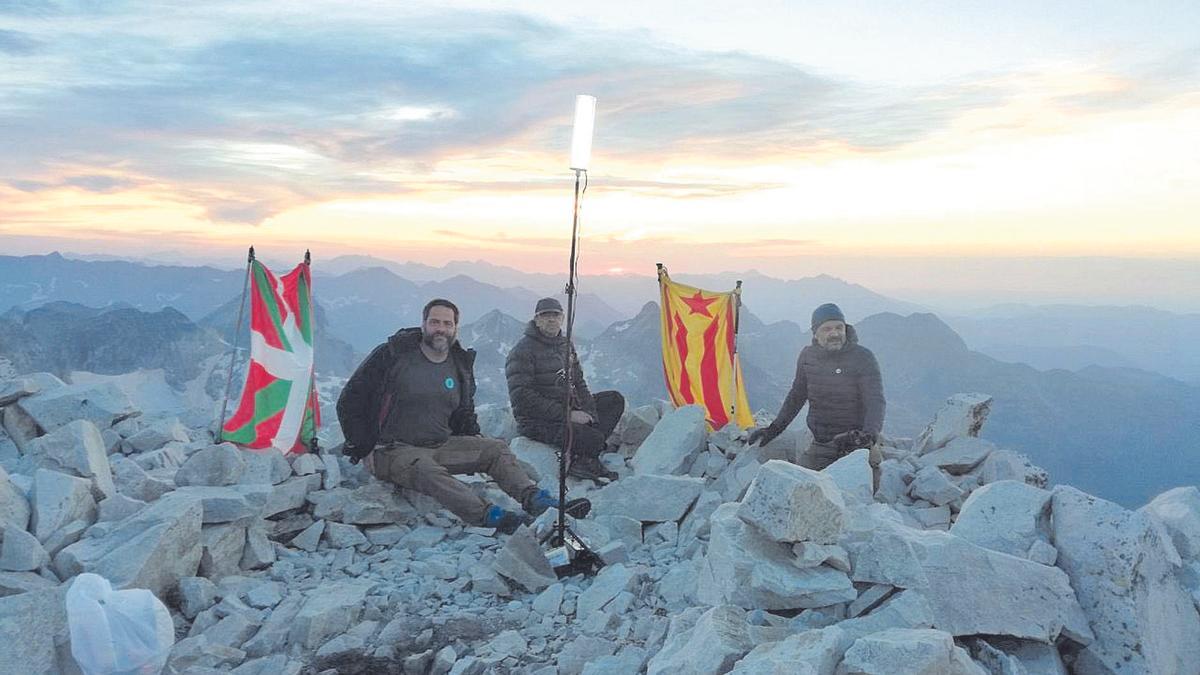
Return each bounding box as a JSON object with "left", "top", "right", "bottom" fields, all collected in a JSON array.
[
  {"left": 748, "top": 303, "right": 886, "bottom": 470},
  {"left": 505, "top": 297, "right": 624, "bottom": 482}
]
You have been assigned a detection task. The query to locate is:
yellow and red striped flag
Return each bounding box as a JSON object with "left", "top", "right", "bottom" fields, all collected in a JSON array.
[{"left": 657, "top": 265, "right": 754, "bottom": 430}]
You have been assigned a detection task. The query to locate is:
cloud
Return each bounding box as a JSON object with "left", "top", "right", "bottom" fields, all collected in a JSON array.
[{"left": 0, "top": 28, "right": 42, "bottom": 54}]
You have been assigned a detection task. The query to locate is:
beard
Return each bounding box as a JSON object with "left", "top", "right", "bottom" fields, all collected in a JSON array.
[
  {"left": 422, "top": 331, "right": 452, "bottom": 352},
  {"left": 820, "top": 337, "right": 844, "bottom": 351}
]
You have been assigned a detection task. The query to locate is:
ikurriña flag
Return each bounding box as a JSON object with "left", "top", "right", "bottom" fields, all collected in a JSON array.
[
  {"left": 222, "top": 258, "right": 319, "bottom": 454},
  {"left": 657, "top": 265, "right": 754, "bottom": 430}
]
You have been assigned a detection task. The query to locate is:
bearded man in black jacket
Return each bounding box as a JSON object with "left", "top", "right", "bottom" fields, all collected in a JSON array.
[
  {"left": 336, "top": 298, "right": 585, "bottom": 534},
  {"left": 748, "top": 303, "right": 886, "bottom": 471},
  {"left": 505, "top": 297, "right": 624, "bottom": 482}
]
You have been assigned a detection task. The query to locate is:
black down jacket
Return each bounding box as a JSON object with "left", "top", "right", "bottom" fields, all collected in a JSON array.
[
  {"left": 336, "top": 327, "right": 480, "bottom": 457},
  {"left": 504, "top": 321, "right": 597, "bottom": 437},
  {"left": 768, "top": 324, "right": 885, "bottom": 442}
]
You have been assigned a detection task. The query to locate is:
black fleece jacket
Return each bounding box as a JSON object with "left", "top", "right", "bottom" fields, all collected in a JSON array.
[
  {"left": 336, "top": 327, "right": 480, "bottom": 454},
  {"left": 769, "top": 324, "right": 886, "bottom": 443}
]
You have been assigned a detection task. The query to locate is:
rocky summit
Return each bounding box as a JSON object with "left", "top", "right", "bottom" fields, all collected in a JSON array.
[{"left": 1, "top": 372, "right": 1198, "bottom": 675}]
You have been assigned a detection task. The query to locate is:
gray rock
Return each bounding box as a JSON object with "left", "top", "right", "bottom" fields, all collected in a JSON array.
[
  {"left": 848, "top": 584, "right": 895, "bottom": 618},
  {"left": 178, "top": 576, "right": 219, "bottom": 619},
  {"left": 0, "top": 570, "right": 56, "bottom": 597},
  {"left": 912, "top": 393, "right": 992, "bottom": 454},
  {"left": 647, "top": 605, "right": 756, "bottom": 675},
  {"left": 915, "top": 436, "right": 994, "bottom": 475},
  {"left": 578, "top": 563, "right": 640, "bottom": 616},
  {"left": 97, "top": 493, "right": 146, "bottom": 522},
  {"left": 875, "top": 459, "right": 911, "bottom": 504},
  {"left": 199, "top": 523, "right": 247, "bottom": 579},
  {"left": 54, "top": 490, "right": 203, "bottom": 598},
  {"left": 238, "top": 448, "right": 292, "bottom": 485},
  {"left": 23, "top": 420, "right": 116, "bottom": 498},
  {"left": 0, "top": 466, "right": 30, "bottom": 535},
  {"left": 205, "top": 613, "right": 260, "bottom": 650},
  {"left": 2, "top": 405, "right": 40, "bottom": 454},
  {"left": 1142, "top": 486, "right": 1200, "bottom": 560},
  {"left": 699, "top": 503, "right": 856, "bottom": 609},
  {"left": 364, "top": 524, "right": 407, "bottom": 546},
  {"left": 557, "top": 635, "right": 618, "bottom": 675},
  {"left": 291, "top": 519, "right": 325, "bottom": 552},
  {"left": 340, "top": 481, "right": 418, "bottom": 524},
  {"left": 793, "top": 542, "right": 851, "bottom": 572},
  {"left": 618, "top": 404, "right": 661, "bottom": 448},
  {"left": 16, "top": 380, "right": 138, "bottom": 433},
  {"left": 590, "top": 474, "right": 705, "bottom": 522},
  {"left": 975, "top": 449, "right": 1047, "bottom": 488},
  {"left": 325, "top": 521, "right": 367, "bottom": 549},
  {"left": 0, "top": 373, "right": 63, "bottom": 407},
  {"left": 494, "top": 527, "right": 556, "bottom": 592},
  {"left": 837, "top": 627, "right": 958, "bottom": 675},
  {"left": 0, "top": 586, "right": 75, "bottom": 675},
  {"left": 738, "top": 460, "right": 847, "bottom": 544},
  {"left": 261, "top": 475, "right": 316, "bottom": 517},
  {"left": 509, "top": 436, "right": 562, "bottom": 493},
  {"left": 907, "top": 465, "right": 963, "bottom": 506},
  {"left": 110, "top": 454, "right": 174, "bottom": 502},
  {"left": 166, "top": 635, "right": 246, "bottom": 671},
  {"left": 467, "top": 563, "right": 509, "bottom": 595},
  {"left": 240, "top": 523, "right": 275, "bottom": 571},
  {"left": 594, "top": 514, "right": 644, "bottom": 549},
  {"left": 175, "top": 443, "right": 246, "bottom": 487},
  {"left": 1052, "top": 485, "right": 1200, "bottom": 674},
  {"left": 907, "top": 505, "right": 951, "bottom": 530},
  {"left": 824, "top": 448, "right": 873, "bottom": 504},
  {"left": 679, "top": 490, "right": 723, "bottom": 548},
  {"left": 290, "top": 453, "right": 323, "bottom": 476},
  {"left": 288, "top": 581, "right": 372, "bottom": 649},
  {"left": 242, "top": 594, "right": 302, "bottom": 657},
  {"left": 131, "top": 444, "right": 187, "bottom": 471},
  {"left": 230, "top": 655, "right": 303, "bottom": 675},
  {"left": 847, "top": 521, "right": 1091, "bottom": 642},
  {"left": 950, "top": 480, "right": 1052, "bottom": 559},
  {"left": 533, "top": 582, "right": 564, "bottom": 615},
  {"left": 246, "top": 581, "right": 283, "bottom": 609},
  {"left": 124, "top": 418, "right": 190, "bottom": 453},
  {"left": 31, "top": 468, "right": 97, "bottom": 542},
  {"left": 631, "top": 404, "right": 707, "bottom": 476},
  {"left": 40, "top": 518, "right": 88, "bottom": 557},
  {"left": 0, "top": 527, "right": 49, "bottom": 571},
  {"left": 322, "top": 453, "right": 342, "bottom": 489},
  {"left": 730, "top": 626, "right": 846, "bottom": 674},
  {"left": 597, "top": 540, "right": 628, "bottom": 565},
  {"left": 173, "top": 484, "right": 271, "bottom": 524}
]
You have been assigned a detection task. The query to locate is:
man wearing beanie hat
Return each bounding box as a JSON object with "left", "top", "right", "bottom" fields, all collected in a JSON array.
[
  {"left": 747, "top": 302, "right": 886, "bottom": 471},
  {"left": 506, "top": 297, "right": 625, "bottom": 482}
]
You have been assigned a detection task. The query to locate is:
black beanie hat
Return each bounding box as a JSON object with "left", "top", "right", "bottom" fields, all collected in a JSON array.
[{"left": 811, "top": 303, "right": 845, "bottom": 330}]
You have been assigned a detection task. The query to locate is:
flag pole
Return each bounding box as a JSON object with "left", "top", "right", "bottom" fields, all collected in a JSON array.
[
  {"left": 217, "top": 246, "right": 255, "bottom": 441},
  {"left": 732, "top": 279, "right": 743, "bottom": 423},
  {"left": 304, "top": 249, "right": 320, "bottom": 454}
]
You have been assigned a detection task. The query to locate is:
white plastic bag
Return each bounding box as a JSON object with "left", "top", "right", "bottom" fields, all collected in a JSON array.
[{"left": 65, "top": 573, "right": 175, "bottom": 675}]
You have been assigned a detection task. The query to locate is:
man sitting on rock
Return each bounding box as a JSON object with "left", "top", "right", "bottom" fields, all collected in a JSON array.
[
  {"left": 336, "top": 298, "right": 586, "bottom": 534},
  {"left": 505, "top": 297, "right": 624, "bottom": 482},
  {"left": 748, "top": 302, "right": 886, "bottom": 471}
]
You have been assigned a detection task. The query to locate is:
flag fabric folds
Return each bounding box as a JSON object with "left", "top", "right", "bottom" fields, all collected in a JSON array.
[
  {"left": 657, "top": 265, "right": 754, "bottom": 430},
  {"left": 222, "top": 259, "right": 319, "bottom": 454}
]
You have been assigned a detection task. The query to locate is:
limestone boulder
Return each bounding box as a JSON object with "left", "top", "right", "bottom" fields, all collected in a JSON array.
[
  {"left": 0, "top": 586, "right": 76, "bottom": 675},
  {"left": 631, "top": 405, "right": 707, "bottom": 476},
  {"left": 16, "top": 380, "right": 138, "bottom": 433},
  {"left": 699, "top": 504, "right": 856, "bottom": 610},
  {"left": 846, "top": 521, "right": 1091, "bottom": 643},
  {"left": 738, "top": 460, "right": 847, "bottom": 544},
  {"left": 23, "top": 420, "right": 116, "bottom": 498},
  {"left": 836, "top": 628, "right": 979, "bottom": 675},
  {"left": 172, "top": 485, "right": 271, "bottom": 524},
  {"left": 950, "top": 480, "right": 1052, "bottom": 560},
  {"left": 0, "top": 466, "right": 30, "bottom": 535},
  {"left": 915, "top": 437, "right": 994, "bottom": 475},
  {"left": 647, "top": 605, "right": 756, "bottom": 675},
  {"left": 508, "top": 437, "right": 562, "bottom": 493},
  {"left": 590, "top": 474, "right": 705, "bottom": 523},
  {"left": 31, "top": 468, "right": 97, "bottom": 542},
  {"left": 913, "top": 393, "right": 991, "bottom": 454},
  {"left": 1141, "top": 486, "right": 1200, "bottom": 560},
  {"left": 824, "top": 449, "right": 873, "bottom": 505},
  {"left": 907, "top": 466, "right": 963, "bottom": 506},
  {"left": 174, "top": 443, "right": 245, "bottom": 487},
  {"left": 493, "top": 527, "right": 556, "bottom": 593},
  {"left": 1051, "top": 485, "right": 1200, "bottom": 674},
  {"left": 975, "top": 448, "right": 1047, "bottom": 488},
  {"left": 110, "top": 455, "right": 173, "bottom": 503},
  {"left": 54, "top": 490, "right": 203, "bottom": 598},
  {"left": 0, "top": 373, "right": 64, "bottom": 407},
  {"left": 123, "top": 418, "right": 190, "bottom": 453},
  {"left": 288, "top": 581, "right": 373, "bottom": 649},
  {"left": 730, "top": 626, "right": 846, "bottom": 674}
]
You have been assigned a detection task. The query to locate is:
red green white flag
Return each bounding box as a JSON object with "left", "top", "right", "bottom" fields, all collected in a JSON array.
[{"left": 221, "top": 259, "right": 319, "bottom": 454}]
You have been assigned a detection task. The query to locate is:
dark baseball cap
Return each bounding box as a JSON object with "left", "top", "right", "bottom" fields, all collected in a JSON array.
[{"left": 535, "top": 297, "right": 564, "bottom": 315}]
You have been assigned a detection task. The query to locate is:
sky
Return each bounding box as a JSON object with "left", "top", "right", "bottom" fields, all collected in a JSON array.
[{"left": 1, "top": 1, "right": 1198, "bottom": 309}]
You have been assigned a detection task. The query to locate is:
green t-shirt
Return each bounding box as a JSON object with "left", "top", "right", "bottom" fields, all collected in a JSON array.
[{"left": 379, "top": 349, "right": 461, "bottom": 447}]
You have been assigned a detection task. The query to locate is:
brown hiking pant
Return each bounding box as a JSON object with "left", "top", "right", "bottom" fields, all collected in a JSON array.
[{"left": 366, "top": 436, "right": 537, "bottom": 526}]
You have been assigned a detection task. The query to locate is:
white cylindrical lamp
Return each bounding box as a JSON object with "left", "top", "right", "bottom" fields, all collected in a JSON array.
[{"left": 569, "top": 94, "right": 596, "bottom": 171}]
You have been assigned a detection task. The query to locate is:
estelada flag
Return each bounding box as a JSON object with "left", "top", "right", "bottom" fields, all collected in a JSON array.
[
  {"left": 222, "top": 258, "right": 320, "bottom": 454},
  {"left": 657, "top": 265, "right": 754, "bottom": 430}
]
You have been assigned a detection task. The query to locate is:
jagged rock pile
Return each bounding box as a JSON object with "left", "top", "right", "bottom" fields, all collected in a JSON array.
[{"left": 2, "top": 373, "right": 1199, "bottom": 675}]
